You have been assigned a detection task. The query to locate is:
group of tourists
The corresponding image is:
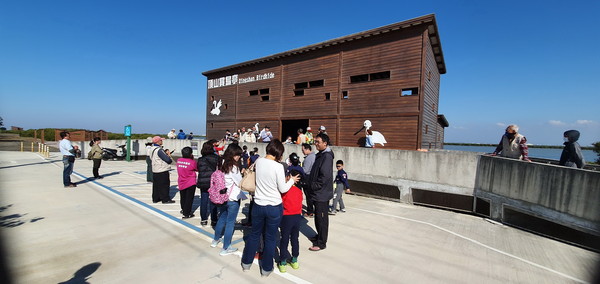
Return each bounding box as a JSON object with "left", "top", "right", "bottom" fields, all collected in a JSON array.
[
  {"left": 141, "top": 133, "right": 344, "bottom": 276},
  {"left": 167, "top": 128, "right": 194, "bottom": 140},
  {"left": 490, "top": 124, "right": 586, "bottom": 168}
]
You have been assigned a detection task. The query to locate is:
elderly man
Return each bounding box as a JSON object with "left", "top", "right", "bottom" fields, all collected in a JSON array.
[
  {"left": 149, "top": 136, "right": 175, "bottom": 203},
  {"left": 492, "top": 124, "right": 530, "bottom": 162}
]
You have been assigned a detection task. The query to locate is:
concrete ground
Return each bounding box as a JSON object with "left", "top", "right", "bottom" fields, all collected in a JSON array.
[{"left": 0, "top": 151, "right": 598, "bottom": 284}]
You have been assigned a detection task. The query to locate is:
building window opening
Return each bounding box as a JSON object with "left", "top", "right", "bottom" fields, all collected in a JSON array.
[
  {"left": 425, "top": 124, "right": 428, "bottom": 134},
  {"left": 261, "top": 95, "right": 270, "bottom": 101},
  {"left": 210, "top": 96, "right": 215, "bottom": 101},
  {"left": 401, "top": 87, "right": 418, "bottom": 96},
  {"left": 325, "top": 93, "right": 331, "bottom": 100},
  {"left": 249, "top": 90, "right": 259, "bottom": 96},
  {"left": 260, "top": 88, "right": 270, "bottom": 94},
  {"left": 309, "top": 80, "right": 324, "bottom": 88},
  {"left": 224, "top": 104, "right": 228, "bottom": 110},
  {"left": 295, "top": 82, "right": 308, "bottom": 89},
  {"left": 350, "top": 74, "right": 369, "bottom": 83},
  {"left": 342, "top": 91, "right": 349, "bottom": 99},
  {"left": 210, "top": 123, "right": 214, "bottom": 128},
  {"left": 369, "top": 71, "right": 390, "bottom": 81},
  {"left": 294, "top": 90, "right": 305, "bottom": 96}
]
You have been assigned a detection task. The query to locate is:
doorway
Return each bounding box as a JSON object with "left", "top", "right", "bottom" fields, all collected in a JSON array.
[{"left": 281, "top": 119, "right": 309, "bottom": 142}]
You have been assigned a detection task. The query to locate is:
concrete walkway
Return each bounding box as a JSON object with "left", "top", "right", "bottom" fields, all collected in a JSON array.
[{"left": 0, "top": 151, "right": 598, "bottom": 283}]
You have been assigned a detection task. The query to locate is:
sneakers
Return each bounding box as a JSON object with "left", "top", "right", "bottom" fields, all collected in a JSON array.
[
  {"left": 211, "top": 237, "right": 222, "bottom": 248},
  {"left": 340, "top": 208, "right": 346, "bottom": 213},
  {"left": 277, "top": 262, "right": 287, "bottom": 273},
  {"left": 182, "top": 214, "right": 195, "bottom": 219},
  {"left": 219, "top": 247, "right": 238, "bottom": 256},
  {"left": 201, "top": 220, "right": 208, "bottom": 227},
  {"left": 260, "top": 268, "right": 272, "bottom": 277},
  {"left": 328, "top": 211, "right": 336, "bottom": 215},
  {"left": 290, "top": 258, "right": 299, "bottom": 270}
]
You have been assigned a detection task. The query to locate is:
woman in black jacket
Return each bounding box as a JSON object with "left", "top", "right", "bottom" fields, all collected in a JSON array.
[{"left": 197, "top": 140, "right": 220, "bottom": 227}]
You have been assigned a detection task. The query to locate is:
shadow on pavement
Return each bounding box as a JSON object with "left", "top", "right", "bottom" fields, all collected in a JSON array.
[
  {"left": 74, "top": 172, "right": 122, "bottom": 185},
  {"left": 58, "top": 262, "right": 102, "bottom": 284},
  {"left": 0, "top": 160, "right": 61, "bottom": 170}
]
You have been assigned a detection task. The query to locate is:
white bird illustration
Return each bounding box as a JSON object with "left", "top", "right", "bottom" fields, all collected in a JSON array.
[
  {"left": 364, "top": 120, "right": 387, "bottom": 146},
  {"left": 210, "top": 99, "right": 222, "bottom": 115}
]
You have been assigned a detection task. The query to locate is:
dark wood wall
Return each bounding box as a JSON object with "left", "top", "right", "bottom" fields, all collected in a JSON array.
[
  {"left": 421, "top": 33, "right": 442, "bottom": 149},
  {"left": 206, "top": 25, "right": 443, "bottom": 150}
]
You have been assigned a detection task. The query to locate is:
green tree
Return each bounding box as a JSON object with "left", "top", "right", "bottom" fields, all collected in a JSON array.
[{"left": 593, "top": 141, "right": 600, "bottom": 163}]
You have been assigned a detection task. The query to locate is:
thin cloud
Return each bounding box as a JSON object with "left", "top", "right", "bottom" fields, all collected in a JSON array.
[
  {"left": 576, "top": 120, "right": 594, "bottom": 125},
  {"left": 496, "top": 122, "right": 506, "bottom": 127},
  {"left": 549, "top": 120, "right": 566, "bottom": 126}
]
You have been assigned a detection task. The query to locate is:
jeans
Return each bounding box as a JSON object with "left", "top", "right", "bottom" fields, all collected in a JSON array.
[
  {"left": 62, "top": 156, "right": 74, "bottom": 186},
  {"left": 200, "top": 191, "right": 218, "bottom": 223},
  {"left": 279, "top": 214, "right": 301, "bottom": 262},
  {"left": 241, "top": 203, "right": 283, "bottom": 272},
  {"left": 213, "top": 200, "right": 240, "bottom": 249}
]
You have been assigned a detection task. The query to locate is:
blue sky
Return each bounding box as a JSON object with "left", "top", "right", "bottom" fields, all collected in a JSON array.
[{"left": 1, "top": 0, "right": 598, "bottom": 146}]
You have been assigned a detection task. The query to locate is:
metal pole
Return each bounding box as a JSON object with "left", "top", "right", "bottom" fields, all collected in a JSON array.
[
  {"left": 21, "top": 142, "right": 23, "bottom": 152},
  {"left": 31, "top": 142, "right": 34, "bottom": 152}
]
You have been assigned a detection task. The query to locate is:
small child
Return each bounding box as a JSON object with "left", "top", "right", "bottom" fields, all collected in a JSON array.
[
  {"left": 177, "top": 147, "right": 198, "bottom": 219},
  {"left": 278, "top": 169, "right": 303, "bottom": 273},
  {"left": 330, "top": 160, "right": 350, "bottom": 215}
]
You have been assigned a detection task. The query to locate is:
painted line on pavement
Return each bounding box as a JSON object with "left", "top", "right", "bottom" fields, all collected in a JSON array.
[{"left": 351, "top": 207, "right": 588, "bottom": 284}]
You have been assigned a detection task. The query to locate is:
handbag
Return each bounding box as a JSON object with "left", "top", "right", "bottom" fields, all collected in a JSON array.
[
  {"left": 87, "top": 150, "right": 93, "bottom": 160},
  {"left": 240, "top": 163, "right": 256, "bottom": 193}
]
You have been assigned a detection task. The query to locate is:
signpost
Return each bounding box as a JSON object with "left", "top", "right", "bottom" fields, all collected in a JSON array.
[{"left": 124, "top": 125, "right": 132, "bottom": 162}]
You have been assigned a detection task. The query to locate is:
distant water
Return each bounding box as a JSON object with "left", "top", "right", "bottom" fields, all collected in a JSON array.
[{"left": 444, "top": 145, "right": 597, "bottom": 162}]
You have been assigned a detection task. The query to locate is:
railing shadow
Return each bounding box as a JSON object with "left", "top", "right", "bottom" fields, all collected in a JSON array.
[{"left": 74, "top": 172, "right": 122, "bottom": 185}]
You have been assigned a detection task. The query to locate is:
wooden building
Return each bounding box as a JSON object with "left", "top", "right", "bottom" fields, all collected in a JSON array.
[
  {"left": 203, "top": 14, "right": 448, "bottom": 150},
  {"left": 54, "top": 129, "right": 108, "bottom": 141}
]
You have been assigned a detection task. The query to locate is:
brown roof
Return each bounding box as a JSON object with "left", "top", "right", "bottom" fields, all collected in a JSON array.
[{"left": 203, "top": 14, "right": 446, "bottom": 75}]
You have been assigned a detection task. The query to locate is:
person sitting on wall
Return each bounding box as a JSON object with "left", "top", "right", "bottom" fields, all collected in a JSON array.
[
  {"left": 559, "top": 130, "right": 585, "bottom": 168},
  {"left": 177, "top": 129, "right": 187, "bottom": 139},
  {"left": 167, "top": 129, "right": 177, "bottom": 139}
]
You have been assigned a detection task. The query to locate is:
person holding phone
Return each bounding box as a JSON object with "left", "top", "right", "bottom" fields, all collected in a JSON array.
[{"left": 149, "top": 136, "right": 175, "bottom": 204}]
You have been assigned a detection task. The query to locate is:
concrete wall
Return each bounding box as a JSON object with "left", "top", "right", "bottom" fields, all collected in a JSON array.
[
  {"left": 475, "top": 155, "right": 600, "bottom": 234},
  {"left": 72, "top": 139, "right": 599, "bottom": 235}
]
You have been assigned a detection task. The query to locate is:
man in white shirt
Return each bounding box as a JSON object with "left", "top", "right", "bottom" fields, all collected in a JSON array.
[{"left": 59, "top": 131, "right": 77, "bottom": 188}]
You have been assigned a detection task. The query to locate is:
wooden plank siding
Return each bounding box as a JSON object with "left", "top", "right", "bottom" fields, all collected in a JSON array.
[
  {"left": 204, "top": 15, "right": 447, "bottom": 150},
  {"left": 421, "top": 33, "right": 442, "bottom": 149}
]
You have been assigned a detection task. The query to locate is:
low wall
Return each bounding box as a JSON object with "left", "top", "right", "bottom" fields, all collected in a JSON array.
[
  {"left": 72, "top": 139, "right": 599, "bottom": 236},
  {"left": 475, "top": 155, "right": 600, "bottom": 234}
]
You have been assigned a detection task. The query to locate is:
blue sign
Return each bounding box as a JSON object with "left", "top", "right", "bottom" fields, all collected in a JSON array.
[{"left": 124, "top": 125, "right": 132, "bottom": 137}]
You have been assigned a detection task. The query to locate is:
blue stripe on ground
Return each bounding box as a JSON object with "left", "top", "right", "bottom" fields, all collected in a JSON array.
[{"left": 72, "top": 171, "right": 244, "bottom": 245}]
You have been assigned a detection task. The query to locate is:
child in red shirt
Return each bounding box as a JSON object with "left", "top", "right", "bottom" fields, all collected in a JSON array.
[{"left": 277, "top": 168, "right": 303, "bottom": 273}]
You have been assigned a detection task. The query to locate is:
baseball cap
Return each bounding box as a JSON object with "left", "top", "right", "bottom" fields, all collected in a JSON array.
[
  {"left": 152, "top": 136, "right": 165, "bottom": 143},
  {"left": 320, "top": 125, "right": 326, "bottom": 131}
]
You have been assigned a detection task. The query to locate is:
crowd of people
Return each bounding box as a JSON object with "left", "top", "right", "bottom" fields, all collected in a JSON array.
[{"left": 55, "top": 124, "right": 587, "bottom": 277}]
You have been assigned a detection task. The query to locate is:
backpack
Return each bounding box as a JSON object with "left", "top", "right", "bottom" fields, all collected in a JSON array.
[{"left": 208, "top": 169, "right": 230, "bottom": 204}]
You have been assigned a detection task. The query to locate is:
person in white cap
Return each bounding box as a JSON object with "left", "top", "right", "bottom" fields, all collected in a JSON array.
[
  {"left": 318, "top": 126, "right": 328, "bottom": 136},
  {"left": 167, "top": 129, "right": 176, "bottom": 139},
  {"left": 305, "top": 127, "right": 314, "bottom": 144}
]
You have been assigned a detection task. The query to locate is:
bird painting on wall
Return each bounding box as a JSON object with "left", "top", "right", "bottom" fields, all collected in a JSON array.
[
  {"left": 354, "top": 120, "right": 387, "bottom": 147},
  {"left": 210, "top": 99, "right": 222, "bottom": 115}
]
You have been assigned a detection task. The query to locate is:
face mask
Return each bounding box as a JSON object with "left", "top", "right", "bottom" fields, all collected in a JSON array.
[{"left": 563, "top": 137, "right": 570, "bottom": 142}]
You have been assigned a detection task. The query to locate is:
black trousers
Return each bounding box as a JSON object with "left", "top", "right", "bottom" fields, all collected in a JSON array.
[
  {"left": 145, "top": 156, "right": 153, "bottom": 182},
  {"left": 304, "top": 188, "right": 314, "bottom": 214},
  {"left": 152, "top": 171, "right": 170, "bottom": 202},
  {"left": 92, "top": 159, "right": 102, "bottom": 178},
  {"left": 179, "top": 185, "right": 196, "bottom": 216},
  {"left": 313, "top": 201, "right": 329, "bottom": 249}
]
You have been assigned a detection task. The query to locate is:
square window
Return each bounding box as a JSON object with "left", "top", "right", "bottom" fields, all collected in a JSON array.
[
  {"left": 260, "top": 88, "right": 269, "bottom": 94},
  {"left": 249, "top": 90, "right": 259, "bottom": 96},
  {"left": 325, "top": 93, "right": 331, "bottom": 100},
  {"left": 342, "top": 91, "right": 348, "bottom": 99},
  {"left": 261, "top": 95, "right": 270, "bottom": 101},
  {"left": 294, "top": 90, "right": 304, "bottom": 96},
  {"left": 369, "top": 71, "right": 390, "bottom": 81}
]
